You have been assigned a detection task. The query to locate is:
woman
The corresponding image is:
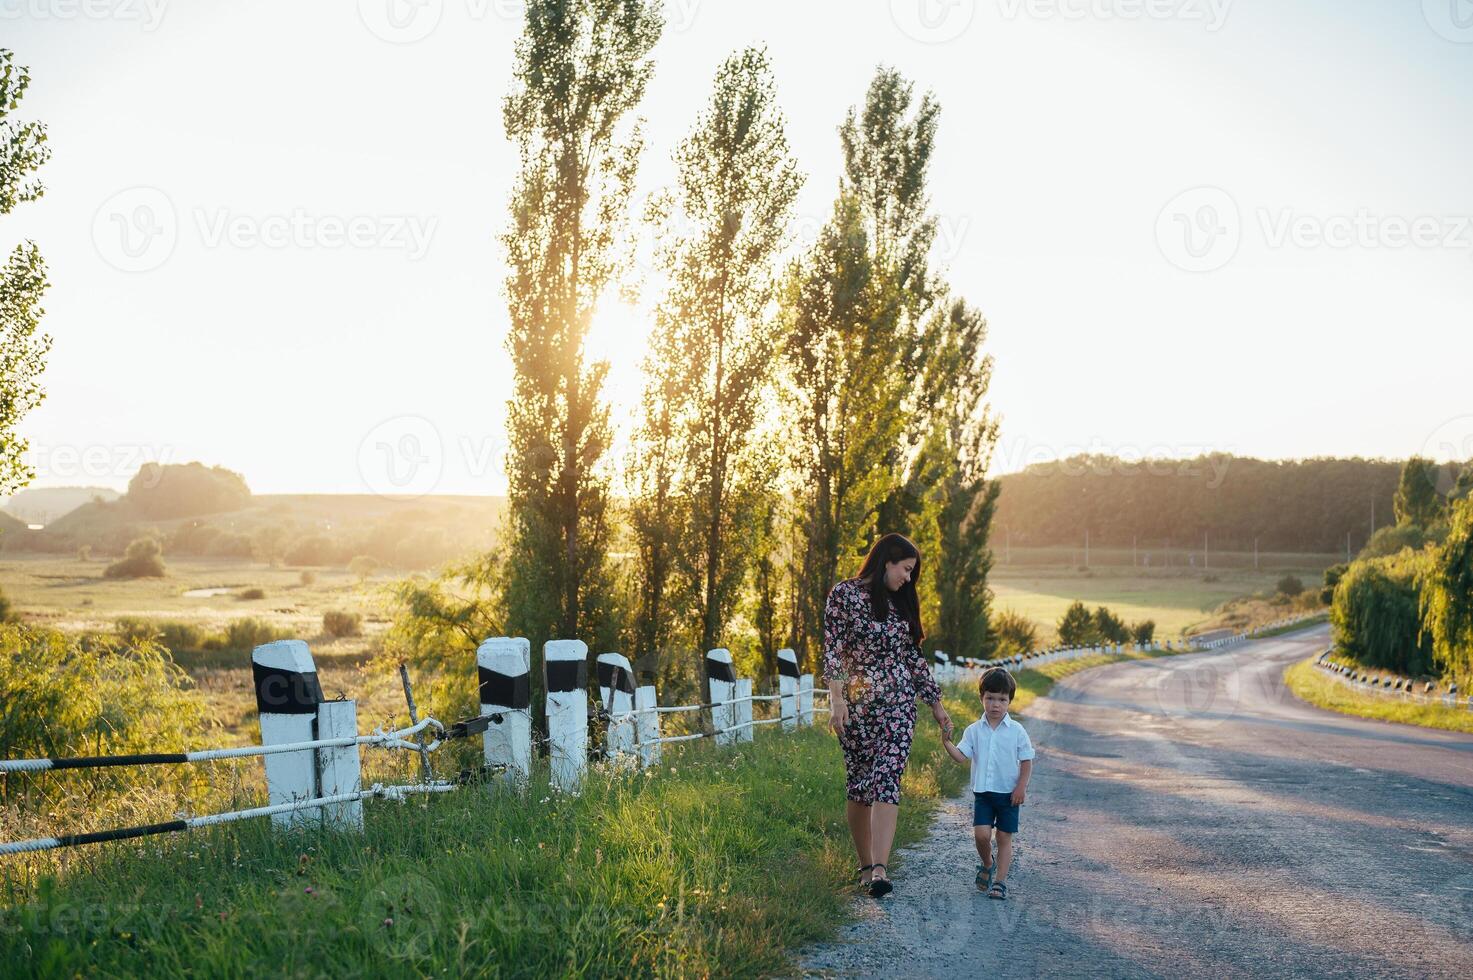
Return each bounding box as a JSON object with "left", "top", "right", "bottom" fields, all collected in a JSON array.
[{"left": 823, "top": 532, "right": 952, "bottom": 898}]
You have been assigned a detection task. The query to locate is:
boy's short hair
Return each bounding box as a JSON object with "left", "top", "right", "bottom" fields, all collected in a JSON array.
[{"left": 979, "top": 667, "right": 1017, "bottom": 700}]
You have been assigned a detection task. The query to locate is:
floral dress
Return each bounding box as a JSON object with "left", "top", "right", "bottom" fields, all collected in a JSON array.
[{"left": 822, "top": 577, "right": 942, "bottom": 805}]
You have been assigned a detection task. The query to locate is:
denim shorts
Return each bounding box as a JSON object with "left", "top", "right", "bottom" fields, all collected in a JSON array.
[{"left": 973, "top": 791, "right": 1020, "bottom": 833}]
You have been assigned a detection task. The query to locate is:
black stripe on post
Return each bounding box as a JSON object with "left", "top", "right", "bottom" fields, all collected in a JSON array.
[
  {"left": 705, "top": 657, "right": 736, "bottom": 683},
  {"left": 56, "top": 818, "right": 190, "bottom": 848},
  {"left": 545, "top": 658, "right": 586, "bottom": 694},
  {"left": 50, "top": 753, "right": 188, "bottom": 770},
  {"left": 252, "top": 663, "right": 324, "bottom": 714},
  {"left": 777, "top": 658, "right": 800, "bottom": 679},
  {"left": 478, "top": 667, "right": 530, "bottom": 709},
  {"left": 596, "top": 661, "right": 634, "bottom": 695}
]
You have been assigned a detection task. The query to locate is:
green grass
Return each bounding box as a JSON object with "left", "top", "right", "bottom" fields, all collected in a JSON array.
[
  {"left": 1251, "top": 612, "right": 1329, "bottom": 638},
  {"left": 1283, "top": 658, "right": 1473, "bottom": 734}
]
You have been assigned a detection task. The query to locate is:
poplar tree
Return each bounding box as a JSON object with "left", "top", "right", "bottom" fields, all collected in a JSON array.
[
  {"left": 499, "top": 0, "right": 662, "bottom": 656},
  {"left": 0, "top": 49, "right": 52, "bottom": 496}
]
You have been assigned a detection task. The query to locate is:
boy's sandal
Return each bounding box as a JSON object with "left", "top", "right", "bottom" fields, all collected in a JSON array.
[
  {"left": 855, "top": 864, "right": 874, "bottom": 887},
  {"left": 867, "top": 863, "right": 893, "bottom": 898},
  {"left": 986, "top": 881, "right": 1007, "bottom": 901},
  {"left": 975, "top": 863, "right": 994, "bottom": 892}
]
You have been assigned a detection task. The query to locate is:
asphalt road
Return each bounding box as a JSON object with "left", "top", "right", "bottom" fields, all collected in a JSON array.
[{"left": 797, "top": 626, "right": 1473, "bottom": 978}]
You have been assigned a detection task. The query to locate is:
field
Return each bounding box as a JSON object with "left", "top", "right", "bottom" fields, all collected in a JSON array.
[{"left": 989, "top": 547, "right": 1339, "bottom": 641}]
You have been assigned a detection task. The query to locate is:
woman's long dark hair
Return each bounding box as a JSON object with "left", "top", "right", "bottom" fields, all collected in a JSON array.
[{"left": 850, "top": 532, "right": 925, "bottom": 644}]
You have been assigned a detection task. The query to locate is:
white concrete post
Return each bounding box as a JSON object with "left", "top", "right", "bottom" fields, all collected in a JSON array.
[
  {"left": 254, "top": 639, "right": 323, "bottom": 830},
  {"left": 734, "top": 677, "right": 754, "bottom": 743},
  {"left": 778, "top": 648, "right": 799, "bottom": 732},
  {"left": 634, "top": 685, "right": 661, "bottom": 767},
  {"left": 544, "top": 639, "right": 588, "bottom": 793},
  {"left": 597, "top": 652, "right": 636, "bottom": 760},
  {"left": 798, "top": 673, "right": 815, "bottom": 726},
  {"left": 707, "top": 648, "right": 737, "bottom": 746},
  {"left": 315, "top": 699, "right": 362, "bottom": 830},
  {"left": 479, "top": 637, "right": 532, "bottom": 785}
]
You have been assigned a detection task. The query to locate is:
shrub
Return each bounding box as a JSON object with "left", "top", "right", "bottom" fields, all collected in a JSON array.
[
  {"left": 285, "top": 534, "right": 336, "bottom": 567},
  {"left": 1131, "top": 619, "right": 1156, "bottom": 645},
  {"left": 299, "top": 570, "right": 317, "bottom": 586},
  {"left": 76, "top": 545, "right": 91, "bottom": 561},
  {"left": 1320, "top": 563, "right": 1349, "bottom": 605},
  {"left": 989, "top": 609, "right": 1037, "bottom": 657},
  {"left": 0, "top": 622, "right": 208, "bottom": 806},
  {"left": 1093, "top": 606, "right": 1130, "bottom": 644},
  {"left": 1421, "top": 495, "right": 1473, "bottom": 685},
  {"left": 222, "top": 617, "right": 287, "bottom": 653},
  {"left": 103, "top": 537, "right": 166, "bottom": 579},
  {"left": 323, "top": 610, "right": 362, "bottom": 638},
  {"left": 1276, "top": 574, "right": 1303, "bottom": 597},
  {"left": 1057, "top": 600, "right": 1098, "bottom": 646},
  {"left": 1331, "top": 551, "right": 1436, "bottom": 676},
  {"left": 1361, "top": 524, "right": 1426, "bottom": 560},
  {"left": 0, "top": 587, "right": 11, "bottom": 624},
  {"left": 236, "top": 587, "right": 266, "bottom": 601}
]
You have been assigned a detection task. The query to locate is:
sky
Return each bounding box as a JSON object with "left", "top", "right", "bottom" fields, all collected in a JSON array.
[{"left": 2, "top": 0, "right": 1471, "bottom": 498}]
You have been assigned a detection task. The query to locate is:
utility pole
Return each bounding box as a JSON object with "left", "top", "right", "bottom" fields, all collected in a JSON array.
[
  {"left": 1254, "top": 536, "right": 1259, "bottom": 570},
  {"left": 1203, "top": 531, "right": 1209, "bottom": 571},
  {"left": 1085, "top": 528, "right": 1090, "bottom": 568},
  {"left": 1133, "top": 534, "right": 1138, "bottom": 567},
  {"left": 1370, "top": 495, "right": 1375, "bottom": 541},
  {"left": 1346, "top": 531, "right": 1351, "bottom": 562}
]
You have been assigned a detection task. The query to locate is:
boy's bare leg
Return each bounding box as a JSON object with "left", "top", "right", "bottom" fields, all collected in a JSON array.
[
  {"left": 869, "top": 802, "right": 899, "bottom": 878},
  {"left": 974, "top": 826, "right": 994, "bottom": 868},
  {"left": 995, "top": 830, "right": 1014, "bottom": 883},
  {"left": 846, "top": 801, "right": 874, "bottom": 882}
]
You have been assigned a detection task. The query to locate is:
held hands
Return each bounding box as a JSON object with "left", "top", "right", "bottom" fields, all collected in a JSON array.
[
  {"left": 828, "top": 698, "right": 849, "bottom": 735},
  {"left": 933, "top": 703, "right": 953, "bottom": 741}
]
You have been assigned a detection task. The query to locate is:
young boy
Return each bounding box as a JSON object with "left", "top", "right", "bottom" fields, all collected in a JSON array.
[{"left": 939, "top": 667, "right": 1035, "bottom": 900}]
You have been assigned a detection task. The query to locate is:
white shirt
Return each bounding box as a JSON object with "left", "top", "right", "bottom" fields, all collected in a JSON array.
[{"left": 956, "top": 713, "right": 1035, "bottom": 794}]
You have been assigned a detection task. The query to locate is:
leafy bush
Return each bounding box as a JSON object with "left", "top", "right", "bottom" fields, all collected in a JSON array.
[
  {"left": 1361, "top": 523, "right": 1427, "bottom": 560},
  {"left": 221, "top": 617, "right": 287, "bottom": 653},
  {"left": 0, "top": 622, "right": 208, "bottom": 806},
  {"left": 989, "top": 609, "right": 1036, "bottom": 657},
  {"left": 103, "top": 536, "right": 166, "bottom": 579},
  {"left": 1276, "top": 574, "right": 1303, "bottom": 597},
  {"left": 1131, "top": 619, "right": 1156, "bottom": 645},
  {"left": 322, "top": 610, "right": 362, "bottom": 638},
  {"left": 236, "top": 587, "right": 266, "bottom": 601},
  {"left": 1421, "top": 495, "right": 1473, "bottom": 685},
  {"left": 1331, "top": 550, "right": 1436, "bottom": 676},
  {"left": 1057, "top": 600, "right": 1097, "bottom": 646},
  {"left": 298, "top": 570, "right": 317, "bottom": 586},
  {"left": 348, "top": 555, "right": 379, "bottom": 582},
  {"left": 1320, "top": 562, "right": 1348, "bottom": 605}
]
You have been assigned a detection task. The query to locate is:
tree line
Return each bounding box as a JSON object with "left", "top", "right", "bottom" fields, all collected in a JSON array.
[
  {"left": 992, "top": 454, "right": 1422, "bottom": 555},
  {"left": 392, "top": 0, "right": 1000, "bottom": 710}
]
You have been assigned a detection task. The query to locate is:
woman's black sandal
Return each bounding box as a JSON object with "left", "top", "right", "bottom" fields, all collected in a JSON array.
[
  {"left": 867, "top": 863, "right": 893, "bottom": 898},
  {"left": 856, "top": 864, "right": 874, "bottom": 888}
]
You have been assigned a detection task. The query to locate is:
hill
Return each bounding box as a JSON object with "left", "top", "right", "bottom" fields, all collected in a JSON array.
[
  {"left": 992, "top": 454, "right": 1404, "bottom": 555},
  {"left": 0, "top": 485, "right": 120, "bottom": 525}
]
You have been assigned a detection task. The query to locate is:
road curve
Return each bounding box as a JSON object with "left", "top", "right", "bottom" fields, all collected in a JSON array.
[{"left": 798, "top": 626, "right": 1473, "bottom": 979}]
